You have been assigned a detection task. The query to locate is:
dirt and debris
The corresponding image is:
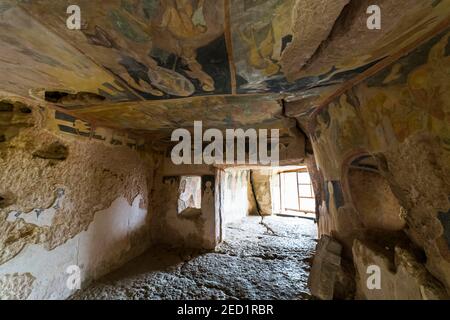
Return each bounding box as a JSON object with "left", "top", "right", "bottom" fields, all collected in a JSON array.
[{"left": 71, "top": 216, "right": 317, "bottom": 300}]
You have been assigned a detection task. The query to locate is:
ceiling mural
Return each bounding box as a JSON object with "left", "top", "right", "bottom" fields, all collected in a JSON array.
[
  {"left": 0, "top": 0, "right": 449, "bottom": 137},
  {"left": 295, "top": 0, "right": 450, "bottom": 82},
  {"left": 0, "top": 5, "right": 134, "bottom": 102},
  {"left": 14, "top": 0, "right": 229, "bottom": 100},
  {"left": 71, "top": 94, "right": 286, "bottom": 131},
  {"left": 229, "top": 0, "right": 300, "bottom": 93}
]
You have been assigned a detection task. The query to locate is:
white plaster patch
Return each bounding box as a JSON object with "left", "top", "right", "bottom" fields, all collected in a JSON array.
[
  {"left": 222, "top": 170, "right": 249, "bottom": 225},
  {"left": 6, "top": 189, "right": 65, "bottom": 227},
  {"left": 0, "top": 194, "right": 147, "bottom": 300}
]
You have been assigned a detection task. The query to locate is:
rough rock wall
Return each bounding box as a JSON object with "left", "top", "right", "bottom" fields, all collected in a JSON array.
[
  {"left": 0, "top": 101, "right": 159, "bottom": 299},
  {"left": 307, "top": 29, "right": 450, "bottom": 299},
  {"left": 250, "top": 170, "right": 273, "bottom": 216},
  {"left": 305, "top": 153, "right": 324, "bottom": 221},
  {"left": 151, "top": 161, "right": 218, "bottom": 250},
  {"left": 293, "top": 0, "right": 450, "bottom": 79},
  {"left": 0, "top": 100, "right": 33, "bottom": 144}
]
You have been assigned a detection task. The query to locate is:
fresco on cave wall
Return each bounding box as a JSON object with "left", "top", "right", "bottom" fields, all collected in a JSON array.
[
  {"left": 18, "top": 0, "right": 230, "bottom": 100},
  {"left": 229, "top": 0, "right": 450, "bottom": 94},
  {"left": 45, "top": 110, "right": 144, "bottom": 149},
  {"left": 302, "top": 0, "right": 450, "bottom": 78},
  {"left": 2, "top": 0, "right": 449, "bottom": 105},
  {"left": 202, "top": 175, "right": 215, "bottom": 193},
  {"left": 227, "top": 0, "right": 389, "bottom": 94},
  {"left": 0, "top": 5, "right": 133, "bottom": 102},
  {"left": 310, "top": 28, "right": 450, "bottom": 181},
  {"left": 229, "top": 0, "right": 316, "bottom": 94},
  {"left": 72, "top": 94, "right": 285, "bottom": 131}
]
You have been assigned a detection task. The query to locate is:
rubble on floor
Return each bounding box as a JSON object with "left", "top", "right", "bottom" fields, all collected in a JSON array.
[{"left": 71, "top": 216, "right": 317, "bottom": 300}]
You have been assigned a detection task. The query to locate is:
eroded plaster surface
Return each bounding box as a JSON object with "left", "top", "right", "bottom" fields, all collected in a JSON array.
[
  {"left": 152, "top": 174, "right": 217, "bottom": 250},
  {"left": 305, "top": 29, "right": 450, "bottom": 298},
  {"left": 0, "top": 195, "right": 148, "bottom": 300},
  {"left": 0, "top": 273, "right": 35, "bottom": 300},
  {"left": 0, "top": 105, "right": 159, "bottom": 299}
]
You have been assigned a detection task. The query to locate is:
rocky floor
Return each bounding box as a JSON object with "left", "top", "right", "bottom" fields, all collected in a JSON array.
[{"left": 71, "top": 216, "right": 317, "bottom": 300}]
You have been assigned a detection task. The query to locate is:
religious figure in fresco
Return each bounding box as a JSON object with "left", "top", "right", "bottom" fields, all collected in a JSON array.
[
  {"left": 239, "top": 27, "right": 280, "bottom": 77},
  {"left": 75, "top": 0, "right": 223, "bottom": 97},
  {"left": 118, "top": 0, "right": 222, "bottom": 95},
  {"left": 201, "top": 180, "right": 214, "bottom": 214},
  {"left": 407, "top": 33, "right": 450, "bottom": 145},
  {"left": 155, "top": 0, "right": 215, "bottom": 92},
  {"left": 159, "top": 0, "right": 207, "bottom": 39},
  {"left": 230, "top": 0, "right": 295, "bottom": 90},
  {"left": 83, "top": 19, "right": 176, "bottom": 97},
  {"left": 83, "top": 22, "right": 198, "bottom": 98}
]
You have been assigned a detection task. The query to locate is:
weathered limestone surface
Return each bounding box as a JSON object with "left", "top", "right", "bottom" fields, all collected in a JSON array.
[
  {"left": 0, "top": 273, "right": 35, "bottom": 300},
  {"left": 250, "top": 170, "right": 273, "bottom": 216},
  {"left": 353, "top": 239, "right": 447, "bottom": 300},
  {"left": 305, "top": 29, "right": 450, "bottom": 299},
  {"left": 348, "top": 168, "right": 406, "bottom": 231},
  {"left": 0, "top": 196, "right": 149, "bottom": 299},
  {"left": 151, "top": 160, "right": 218, "bottom": 250},
  {"left": 0, "top": 0, "right": 449, "bottom": 302},
  {"left": 309, "top": 235, "right": 344, "bottom": 300},
  {"left": 0, "top": 106, "right": 159, "bottom": 299},
  {"left": 382, "top": 134, "right": 450, "bottom": 294}
]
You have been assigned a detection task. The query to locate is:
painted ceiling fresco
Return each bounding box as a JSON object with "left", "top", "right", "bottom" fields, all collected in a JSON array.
[
  {"left": 72, "top": 94, "right": 288, "bottom": 131},
  {"left": 0, "top": 5, "right": 133, "bottom": 101},
  {"left": 5, "top": 0, "right": 229, "bottom": 101},
  {"left": 0, "top": 0, "right": 449, "bottom": 135}
]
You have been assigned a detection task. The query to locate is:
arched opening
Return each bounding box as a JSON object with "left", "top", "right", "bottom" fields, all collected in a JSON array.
[{"left": 347, "top": 155, "right": 405, "bottom": 231}]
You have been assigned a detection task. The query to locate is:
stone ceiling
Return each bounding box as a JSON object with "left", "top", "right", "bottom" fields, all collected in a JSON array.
[{"left": 0, "top": 0, "right": 449, "bottom": 137}]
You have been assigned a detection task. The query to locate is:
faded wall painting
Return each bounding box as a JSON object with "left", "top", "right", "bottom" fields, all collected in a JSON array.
[
  {"left": 72, "top": 94, "right": 286, "bottom": 132},
  {"left": 18, "top": 0, "right": 231, "bottom": 100},
  {"left": 230, "top": 0, "right": 450, "bottom": 94},
  {"left": 305, "top": 28, "right": 450, "bottom": 294},
  {"left": 298, "top": 0, "right": 450, "bottom": 81},
  {"left": 45, "top": 110, "right": 144, "bottom": 149},
  {"left": 0, "top": 4, "right": 133, "bottom": 102},
  {"left": 2, "top": 0, "right": 449, "bottom": 107},
  {"left": 310, "top": 28, "right": 450, "bottom": 180},
  {"left": 229, "top": 0, "right": 316, "bottom": 94}
]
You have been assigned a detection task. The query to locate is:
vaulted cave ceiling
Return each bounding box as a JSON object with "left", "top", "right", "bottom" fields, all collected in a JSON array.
[{"left": 0, "top": 0, "right": 449, "bottom": 140}]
